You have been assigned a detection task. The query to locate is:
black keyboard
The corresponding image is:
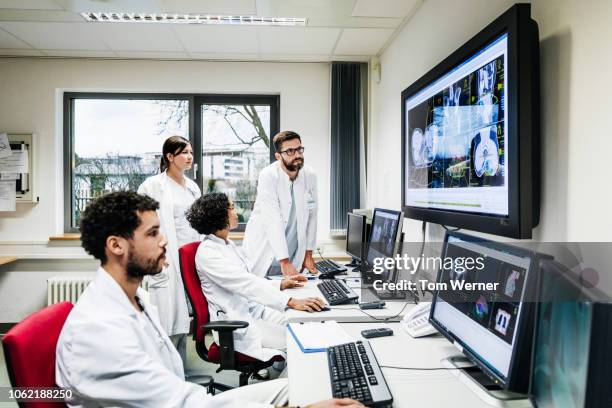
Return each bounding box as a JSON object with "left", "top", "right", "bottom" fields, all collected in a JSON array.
[
  {"left": 327, "top": 341, "right": 393, "bottom": 406},
  {"left": 316, "top": 259, "right": 347, "bottom": 274},
  {"left": 317, "top": 279, "right": 359, "bottom": 305}
]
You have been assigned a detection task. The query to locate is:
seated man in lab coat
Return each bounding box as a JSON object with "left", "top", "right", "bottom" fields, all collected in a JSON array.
[
  {"left": 186, "top": 193, "right": 326, "bottom": 362},
  {"left": 56, "top": 191, "right": 362, "bottom": 408}
]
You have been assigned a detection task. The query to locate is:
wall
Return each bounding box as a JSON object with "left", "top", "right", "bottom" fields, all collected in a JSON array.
[
  {"left": 368, "top": 0, "right": 612, "bottom": 286},
  {"left": 0, "top": 58, "right": 333, "bottom": 322}
]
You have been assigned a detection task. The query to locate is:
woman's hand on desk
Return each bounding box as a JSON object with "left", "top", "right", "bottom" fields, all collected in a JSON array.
[
  {"left": 281, "top": 276, "right": 306, "bottom": 290},
  {"left": 302, "top": 251, "right": 317, "bottom": 274},
  {"left": 280, "top": 258, "right": 300, "bottom": 276},
  {"left": 306, "top": 398, "right": 365, "bottom": 408},
  {"left": 287, "top": 297, "right": 326, "bottom": 312}
]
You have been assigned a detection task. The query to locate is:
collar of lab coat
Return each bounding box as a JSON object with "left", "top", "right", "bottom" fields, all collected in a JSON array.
[
  {"left": 162, "top": 171, "right": 200, "bottom": 197},
  {"left": 94, "top": 266, "right": 150, "bottom": 318},
  {"left": 204, "top": 233, "right": 233, "bottom": 246},
  {"left": 274, "top": 160, "right": 304, "bottom": 186}
]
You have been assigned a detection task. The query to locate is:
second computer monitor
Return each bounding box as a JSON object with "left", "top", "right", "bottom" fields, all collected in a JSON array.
[
  {"left": 429, "top": 231, "right": 542, "bottom": 393},
  {"left": 364, "top": 208, "right": 404, "bottom": 280},
  {"left": 346, "top": 212, "right": 367, "bottom": 262}
]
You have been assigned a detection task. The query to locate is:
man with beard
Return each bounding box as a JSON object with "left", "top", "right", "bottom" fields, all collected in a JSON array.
[
  {"left": 55, "top": 191, "right": 361, "bottom": 408},
  {"left": 243, "top": 131, "right": 319, "bottom": 277}
]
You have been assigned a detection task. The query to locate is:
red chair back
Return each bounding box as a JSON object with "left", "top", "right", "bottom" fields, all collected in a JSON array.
[
  {"left": 178, "top": 241, "right": 209, "bottom": 342},
  {"left": 2, "top": 301, "right": 73, "bottom": 408}
]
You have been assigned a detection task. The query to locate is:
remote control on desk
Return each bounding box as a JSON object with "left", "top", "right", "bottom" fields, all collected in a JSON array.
[{"left": 361, "top": 328, "right": 394, "bottom": 338}]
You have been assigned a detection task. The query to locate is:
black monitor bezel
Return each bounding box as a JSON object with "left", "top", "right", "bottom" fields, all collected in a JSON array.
[
  {"left": 528, "top": 260, "right": 612, "bottom": 407},
  {"left": 345, "top": 212, "right": 367, "bottom": 261},
  {"left": 400, "top": 3, "right": 539, "bottom": 238},
  {"left": 429, "top": 230, "right": 539, "bottom": 391}
]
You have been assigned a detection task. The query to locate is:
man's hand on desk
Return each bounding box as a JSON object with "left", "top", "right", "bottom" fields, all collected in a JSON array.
[
  {"left": 287, "top": 297, "right": 326, "bottom": 312},
  {"left": 280, "top": 275, "right": 307, "bottom": 290},
  {"left": 280, "top": 258, "right": 300, "bottom": 276},
  {"left": 302, "top": 250, "right": 317, "bottom": 274},
  {"left": 306, "top": 398, "right": 365, "bottom": 408}
]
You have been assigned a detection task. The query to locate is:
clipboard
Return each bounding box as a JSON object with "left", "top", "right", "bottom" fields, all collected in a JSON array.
[{"left": 287, "top": 320, "right": 353, "bottom": 353}]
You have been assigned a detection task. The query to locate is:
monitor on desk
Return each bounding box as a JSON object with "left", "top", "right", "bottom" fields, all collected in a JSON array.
[
  {"left": 429, "top": 231, "right": 543, "bottom": 393},
  {"left": 346, "top": 212, "right": 367, "bottom": 266},
  {"left": 362, "top": 208, "right": 404, "bottom": 283},
  {"left": 529, "top": 260, "right": 612, "bottom": 408}
]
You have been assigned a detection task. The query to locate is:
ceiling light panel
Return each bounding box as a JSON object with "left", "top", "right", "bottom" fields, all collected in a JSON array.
[{"left": 80, "top": 12, "right": 306, "bottom": 26}]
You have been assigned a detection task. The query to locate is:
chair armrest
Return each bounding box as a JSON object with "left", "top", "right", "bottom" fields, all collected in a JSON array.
[
  {"left": 202, "top": 320, "right": 249, "bottom": 370},
  {"left": 203, "top": 320, "right": 249, "bottom": 332}
]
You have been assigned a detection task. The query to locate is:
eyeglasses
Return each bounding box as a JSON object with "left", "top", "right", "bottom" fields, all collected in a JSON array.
[
  {"left": 278, "top": 146, "right": 305, "bottom": 156},
  {"left": 228, "top": 203, "right": 235, "bottom": 211}
]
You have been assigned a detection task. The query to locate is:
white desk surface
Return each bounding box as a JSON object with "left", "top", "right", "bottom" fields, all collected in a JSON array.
[
  {"left": 283, "top": 277, "right": 415, "bottom": 323},
  {"left": 287, "top": 322, "right": 533, "bottom": 408}
]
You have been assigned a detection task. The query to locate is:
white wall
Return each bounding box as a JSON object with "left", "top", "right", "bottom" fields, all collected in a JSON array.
[
  {"left": 0, "top": 58, "right": 332, "bottom": 247},
  {"left": 0, "top": 58, "right": 333, "bottom": 321},
  {"left": 368, "top": 0, "right": 612, "bottom": 287}
]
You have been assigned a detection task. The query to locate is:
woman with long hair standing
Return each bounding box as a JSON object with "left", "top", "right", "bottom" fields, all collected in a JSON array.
[{"left": 138, "top": 135, "right": 201, "bottom": 379}]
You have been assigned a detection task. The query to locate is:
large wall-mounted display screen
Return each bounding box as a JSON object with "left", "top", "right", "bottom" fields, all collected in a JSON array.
[{"left": 405, "top": 34, "right": 508, "bottom": 216}]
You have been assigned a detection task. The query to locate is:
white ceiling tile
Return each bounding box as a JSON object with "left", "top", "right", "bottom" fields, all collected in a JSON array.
[
  {"left": 40, "top": 49, "right": 118, "bottom": 57},
  {"left": 173, "top": 25, "right": 258, "bottom": 54},
  {"left": 0, "top": 48, "right": 44, "bottom": 56},
  {"left": 0, "top": 22, "right": 109, "bottom": 50},
  {"left": 188, "top": 52, "right": 260, "bottom": 61},
  {"left": 257, "top": 53, "right": 331, "bottom": 62},
  {"left": 91, "top": 23, "right": 184, "bottom": 52},
  {"left": 159, "top": 0, "right": 256, "bottom": 15},
  {"left": 53, "top": 0, "right": 157, "bottom": 13},
  {"left": 334, "top": 28, "right": 394, "bottom": 56},
  {"left": 351, "top": 0, "right": 419, "bottom": 18},
  {"left": 258, "top": 26, "right": 339, "bottom": 55},
  {"left": 114, "top": 50, "right": 190, "bottom": 59},
  {"left": 0, "top": 0, "right": 63, "bottom": 10},
  {"left": 0, "top": 27, "right": 32, "bottom": 48}
]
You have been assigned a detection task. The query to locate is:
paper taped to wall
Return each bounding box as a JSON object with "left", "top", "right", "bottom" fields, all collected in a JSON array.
[
  {"left": 0, "top": 150, "right": 28, "bottom": 173},
  {"left": 0, "top": 133, "right": 10, "bottom": 159},
  {"left": 0, "top": 180, "right": 16, "bottom": 211}
]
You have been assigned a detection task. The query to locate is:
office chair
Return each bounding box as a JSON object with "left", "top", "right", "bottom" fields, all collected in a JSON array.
[
  {"left": 2, "top": 301, "right": 73, "bottom": 408},
  {"left": 179, "top": 241, "right": 284, "bottom": 388}
]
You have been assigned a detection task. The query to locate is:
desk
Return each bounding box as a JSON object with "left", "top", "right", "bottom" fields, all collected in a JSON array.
[
  {"left": 287, "top": 322, "right": 533, "bottom": 408},
  {"left": 283, "top": 278, "right": 415, "bottom": 323}
]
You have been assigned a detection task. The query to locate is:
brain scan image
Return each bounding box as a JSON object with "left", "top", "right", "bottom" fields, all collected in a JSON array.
[
  {"left": 411, "top": 125, "right": 437, "bottom": 167},
  {"left": 472, "top": 126, "right": 500, "bottom": 177}
]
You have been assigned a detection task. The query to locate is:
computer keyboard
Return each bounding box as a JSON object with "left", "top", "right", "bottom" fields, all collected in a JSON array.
[
  {"left": 317, "top": 279, "right": 359, "bottom": 305},
  {"left": 315, "top": 259, "right": 347, "bottom": 274},
  {"left": 327, "top": 341, "right": 393, "bottom": 406}
]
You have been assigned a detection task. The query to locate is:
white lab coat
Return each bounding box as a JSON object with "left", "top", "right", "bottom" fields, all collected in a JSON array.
[
  {"left": 55, "top": 267, "right": 275, "bottom": 408},
  {"left": 197, "top": 234, "right": 289, "bottom": 362},
  {"left": 243, "top": 161, "right": 318, "bottom": 277},
  {"left": 138, "top": 172, "right": 200, "bottom": 336}
]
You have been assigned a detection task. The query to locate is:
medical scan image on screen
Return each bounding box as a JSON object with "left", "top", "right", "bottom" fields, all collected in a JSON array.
[{"left": 405, "top": 34, "right": 509, "bottom": 216}]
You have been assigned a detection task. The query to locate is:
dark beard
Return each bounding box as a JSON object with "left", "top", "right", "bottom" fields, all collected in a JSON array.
[
  {"left": 282, "top": 156, "right": 304, "bottom": 172},
  {"left": 126, "top": 250, "right": 165, "bottom": 278}
]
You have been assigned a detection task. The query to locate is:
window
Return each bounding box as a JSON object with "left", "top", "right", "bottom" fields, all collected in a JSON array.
[{"left": 64, "top": 93, "right": 279, "bottom": 232}]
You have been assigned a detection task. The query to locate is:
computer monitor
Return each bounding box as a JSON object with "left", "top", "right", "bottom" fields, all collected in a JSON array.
[
  {"left": 429, "top": 231, "right": 543, "bottom": 393},
  {"left": 363, "top": 208, "right": 404, "bottom": 281},
  {"left": 346, "top": 212, "right": 367, "bottom": 267},
  {"left": 529, "top": 260, "right": 612, "bottom": 407}
]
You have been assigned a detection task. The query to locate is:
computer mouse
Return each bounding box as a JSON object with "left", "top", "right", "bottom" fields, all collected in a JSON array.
[
  {"left": 318, "top": 272, "right": 336, "bottom": 280},
  {"left": 319, "top": 306, "right": 331, "bottom": 312}
]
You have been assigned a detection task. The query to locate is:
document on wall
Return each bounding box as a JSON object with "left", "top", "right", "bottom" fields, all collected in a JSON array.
[
  {"left": 0, "top": 150, "right": 28, "bottom": 174},
  {"left": 0, "top": 180, "right": 16, "bottom": 211},
  {"left": 0, "top": 133, "right": 10, "bottom": 159},
  {"left": 0, "top": 173, "right": 19, "bottom": 180}
]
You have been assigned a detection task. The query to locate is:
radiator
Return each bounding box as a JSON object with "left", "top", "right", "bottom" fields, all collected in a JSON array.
[
  {"left": 47, "top": 276, "right": 150, "bottom": 305},
  {"left": 47, "top": 277, "right": 92, "bottom": 305}
]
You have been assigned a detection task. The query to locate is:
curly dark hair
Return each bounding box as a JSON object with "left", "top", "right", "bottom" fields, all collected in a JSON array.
[
  {"left": 186, "top": 193, "right": 230, "bottom": 235},
  {"left": 80, "top": 191, "right": 159, "bottom": 264}
]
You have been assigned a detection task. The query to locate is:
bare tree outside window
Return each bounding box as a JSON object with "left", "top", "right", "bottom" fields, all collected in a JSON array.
[{"left": 201, "top": 104, "right": 271, "bottom": 223}]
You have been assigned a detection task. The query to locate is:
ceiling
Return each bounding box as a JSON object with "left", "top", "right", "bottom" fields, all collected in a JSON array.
[{"left": 0, "top": 0, "right": 422, "bottom": 61}]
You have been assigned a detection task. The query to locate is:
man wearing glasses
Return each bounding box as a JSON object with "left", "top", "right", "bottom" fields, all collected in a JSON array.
[{"left": 243, "top": 131, "right": 319, "bottom": 277}]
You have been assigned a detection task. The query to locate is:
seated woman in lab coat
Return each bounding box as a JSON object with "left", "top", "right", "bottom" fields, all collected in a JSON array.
[{"left": 186, "top": 193, "right": 325, "bottom": 361}]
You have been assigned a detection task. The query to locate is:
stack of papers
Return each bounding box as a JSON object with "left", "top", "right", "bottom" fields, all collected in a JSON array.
[{"left": 288, "top": 320, "right": 353, "bottom": 353}]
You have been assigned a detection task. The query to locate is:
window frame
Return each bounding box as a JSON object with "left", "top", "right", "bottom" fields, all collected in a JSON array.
[{"left": 63, "top": 92, "right": 279, "bottom": 233}]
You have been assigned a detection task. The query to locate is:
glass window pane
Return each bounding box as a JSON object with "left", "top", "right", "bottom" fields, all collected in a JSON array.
[
  {"left": 72, "top": 99, "right": 188, "bottom": 228},
  {"left": 201, "top": 104, "right": 270, "bottom": 224}
]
